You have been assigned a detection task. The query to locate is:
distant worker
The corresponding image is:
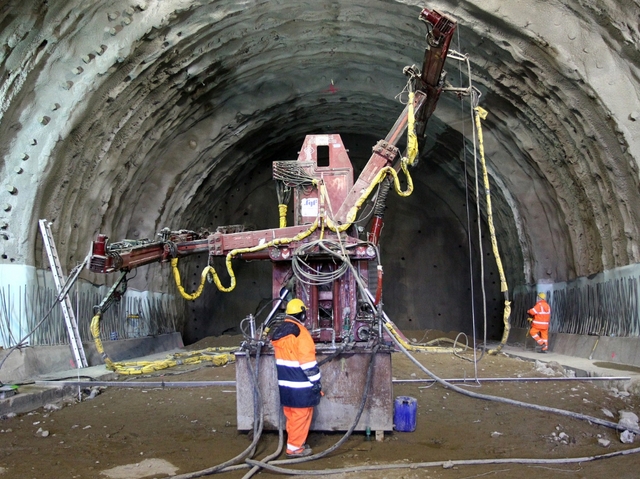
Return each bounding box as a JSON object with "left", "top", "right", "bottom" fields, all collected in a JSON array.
[
  {"left": 270, "top": 298, "right": 322, "bottom": 458},
  {"left": 528, "top": 292, "right": 551, "bottom": 353}
]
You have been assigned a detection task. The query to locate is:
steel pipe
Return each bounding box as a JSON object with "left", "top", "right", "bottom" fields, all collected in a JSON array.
[
  {"left": 35, "top": 380, "right": 236, "bottom": 388},
  {"left": 393, "top": 376, "right": 630, "bottom": 384}
]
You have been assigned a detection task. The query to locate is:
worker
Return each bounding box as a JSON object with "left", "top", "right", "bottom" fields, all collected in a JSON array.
[
  {"left": 528, "top": 292, "right": 551, "bottom": 353},
  {"left": 270, "top": 298, "right": 322, "bottom": 458}
]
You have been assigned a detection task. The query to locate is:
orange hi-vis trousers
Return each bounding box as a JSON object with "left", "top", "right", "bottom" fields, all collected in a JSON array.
[
  {"left": 283, "top": 406, "right": 314, "bottom": 453},
  {"left": 530, "top": 327, "right": 548, "bottom": 351}
]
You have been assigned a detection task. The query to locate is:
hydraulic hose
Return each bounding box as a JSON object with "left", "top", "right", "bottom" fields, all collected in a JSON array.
[
  {"left": 241, "top": 410, "right": 284, "bottom": 479},
  {"left": 268, "top": 344, "right": 379, "bottom": 466},
  {"left": 216, "top": 344, "right": 378, "bottom": 477},
  {"left": 245, "top": 445, "right": 640, "bottom": 476},
  {"left": 171, "top": 346, "right": 265, "bottom": 479},
  {"left": 386, "top": 323, "right": 640, "bottom": 436},
  {"left": 244, "top": 329, "right": 640, "bottom": 477}
]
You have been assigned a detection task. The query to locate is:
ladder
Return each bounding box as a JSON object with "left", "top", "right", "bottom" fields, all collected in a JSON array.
[{"left": 38, "top": 219, "right": 88, "bottom": 368}]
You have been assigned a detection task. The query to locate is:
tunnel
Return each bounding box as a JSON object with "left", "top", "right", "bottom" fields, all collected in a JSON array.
[{"left": 0, "top": 1, "right": 639, "bottom": 350}]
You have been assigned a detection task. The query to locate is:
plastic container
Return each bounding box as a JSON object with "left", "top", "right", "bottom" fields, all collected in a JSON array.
[{"left": 394, "top": 396, "right": 417, "bottom": 432}]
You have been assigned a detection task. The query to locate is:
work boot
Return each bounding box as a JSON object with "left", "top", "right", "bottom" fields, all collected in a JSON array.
[
  {"left": 286, "top": 446, "right": 313, "bottom": 458},
  {"left": 537, "top": 349, "right": 548, "bottom": 354}
]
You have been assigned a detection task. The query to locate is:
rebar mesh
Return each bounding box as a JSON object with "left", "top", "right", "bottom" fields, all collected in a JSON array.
[
  {"left": 0, "top": 282, "right": 185, "bottom": 348},
  {"left": 512, "top": 276, "right": 640, "bottom": 337}
]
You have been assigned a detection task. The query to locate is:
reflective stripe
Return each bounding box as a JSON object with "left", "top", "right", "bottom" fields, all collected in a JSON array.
[
  {"left": 307, "top": 373, "right": 321, "bottom": 382},
  {"left": 300, "top": 360, "right": 317, "bottom": 370},
  {"left": 532, "top": 320, "right": 548, "bottom": 325},
  {"left": 276, "top": 358, "right": 301, "bottom": 367},
  {"left": 278, "top": 379, "right": 313, "bottom": 388}
]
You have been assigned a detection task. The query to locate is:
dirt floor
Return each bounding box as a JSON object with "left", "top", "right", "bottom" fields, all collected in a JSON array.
[{"left": 2, "top": 332, "right": 640, "bottom": 478}]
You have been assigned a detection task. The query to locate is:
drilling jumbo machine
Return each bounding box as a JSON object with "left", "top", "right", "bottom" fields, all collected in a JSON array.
[{"left": 88, "top": 8, "right": 458, "bottom": 435}]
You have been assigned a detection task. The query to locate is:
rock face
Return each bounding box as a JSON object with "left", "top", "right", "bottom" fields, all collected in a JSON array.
[{"left": 0, "top": 1, "right": 639, "bottom": 341}]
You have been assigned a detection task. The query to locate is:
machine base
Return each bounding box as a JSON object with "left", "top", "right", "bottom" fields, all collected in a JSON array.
[{"left": 236, "top": 348, "right": 393, "bottom": 432}]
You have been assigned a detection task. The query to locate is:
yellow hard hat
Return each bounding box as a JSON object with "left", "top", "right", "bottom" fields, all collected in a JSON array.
[
  {"left": 538, "top": 292, "right": 546, "bottom": 300},
  {"left": 286, "top": 298, "right": 306, "bottom": 315}
]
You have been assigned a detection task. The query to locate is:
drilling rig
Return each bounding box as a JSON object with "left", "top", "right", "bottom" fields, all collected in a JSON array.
[{"left": 88, "top": 8, "right": 458, "bottom": 435}]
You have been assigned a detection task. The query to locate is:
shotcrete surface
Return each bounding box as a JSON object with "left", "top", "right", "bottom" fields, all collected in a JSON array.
[{"left": 1, "top": 332, "right": 640, "bottom": 478}]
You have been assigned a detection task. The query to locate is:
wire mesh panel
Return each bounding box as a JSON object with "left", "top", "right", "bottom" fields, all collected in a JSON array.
[{"left": 0, "top": 281, "right": 185, "bottom": 348}]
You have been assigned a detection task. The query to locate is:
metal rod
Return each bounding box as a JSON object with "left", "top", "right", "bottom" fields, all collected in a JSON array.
[
  {"left": 393, "top": 376, "right": 630, "bottom": 384},
  {"left": 34, "top": 375, "right": 630, "bottom": 390},
  {"left": 35, "top": 380, "right": 237, "bottom": 388}
]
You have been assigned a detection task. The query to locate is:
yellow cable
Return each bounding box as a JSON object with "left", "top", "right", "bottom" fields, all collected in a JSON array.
[
  {"left": 91, "top": 313, "right": 115, "bottom": 370},
  {"left": 92, "top": 311, "right": 236, "bottom": 374},
  {"left": 171, "top": 220, "right": 320, "bottom": 299},
  {"left": 384, "top": 320, "right": 465, "bottom": 353},
  {"left": 323, "top": 92, "right": 417, "bottom": 232},
  {"left": 110, "top": 351, "right": 235, "bottom": 375},
  {"left": 473, "top": 106, "right": 511, "bottom": 355},
  {"left": 404, "top": 91, "right": 418, "bottom": 166}
]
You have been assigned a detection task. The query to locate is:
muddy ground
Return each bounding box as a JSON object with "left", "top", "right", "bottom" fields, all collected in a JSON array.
[{"left": 2, "top": 332, "right": 640, "bottom": 479}]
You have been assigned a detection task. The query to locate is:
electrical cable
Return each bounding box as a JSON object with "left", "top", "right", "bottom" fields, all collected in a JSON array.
[
  {"left": 291, "top": 239, "right": 351, "bottom": 286},
  {"left": 455, "top": 33, "right": 481, "bottom": 381}
]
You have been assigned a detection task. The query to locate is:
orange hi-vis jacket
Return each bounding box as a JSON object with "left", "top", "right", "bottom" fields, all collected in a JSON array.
[
  {"left": 528, "top": 299, "right": 551, "bottom": 330},
  {"left": 271, "top": 317, "right": 322, "bottom": 408}
]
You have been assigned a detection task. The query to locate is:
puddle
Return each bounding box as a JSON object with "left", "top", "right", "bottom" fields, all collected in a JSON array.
[{"left": 101, "top": 458, "right": 178, "bottom": 478}]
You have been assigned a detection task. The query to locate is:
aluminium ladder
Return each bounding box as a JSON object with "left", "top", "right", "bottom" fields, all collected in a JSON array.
[{"left": 38, "top": 219, "right": 88, "bottom": 368}]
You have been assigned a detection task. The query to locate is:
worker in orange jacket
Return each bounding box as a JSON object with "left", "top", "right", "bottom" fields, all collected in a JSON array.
[
  {"left": 528, "top": 292, "right": 551, "bottom": 353},
  {"left": 270, "top": 298, "right": 322, "bottom": 458}
]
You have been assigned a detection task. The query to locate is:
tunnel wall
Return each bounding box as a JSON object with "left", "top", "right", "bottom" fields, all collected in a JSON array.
[{"left": 1, "top": 1, "right": 639, "bottom": 348}]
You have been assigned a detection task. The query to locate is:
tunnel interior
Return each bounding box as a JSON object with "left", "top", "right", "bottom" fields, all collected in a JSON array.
[{"left": 1, "top": 1, "right": 639, "bottom": 346}]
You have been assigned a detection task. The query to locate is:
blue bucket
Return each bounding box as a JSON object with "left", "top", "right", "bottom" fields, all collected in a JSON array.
[{"left": 394, "top": 396, "right": 417, "bottom": 432}]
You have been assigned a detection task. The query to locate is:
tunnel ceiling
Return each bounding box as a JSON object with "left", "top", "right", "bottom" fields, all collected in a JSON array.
[{"left": 1, "top": 0, "right": 640, "bottom": 291}]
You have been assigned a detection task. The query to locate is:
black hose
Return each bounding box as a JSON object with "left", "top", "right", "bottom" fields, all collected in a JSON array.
[
  {"left": 387, "top": 324, "right": 640, "bottom": 436},
  {"left": 240, "top": 412, "right": 284, "bottom": 479},
  {"left": 171, "top": 345, "right": 265, "bottom": 479},
  {"left": 245, "top": 444, "right": 640, "bottom": 476},
  {"left": 252, "top": 344, "right": 380, "bottom": 468},
  {"left": 317, "top": 344, "right": 349, "bottom": 367}
]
